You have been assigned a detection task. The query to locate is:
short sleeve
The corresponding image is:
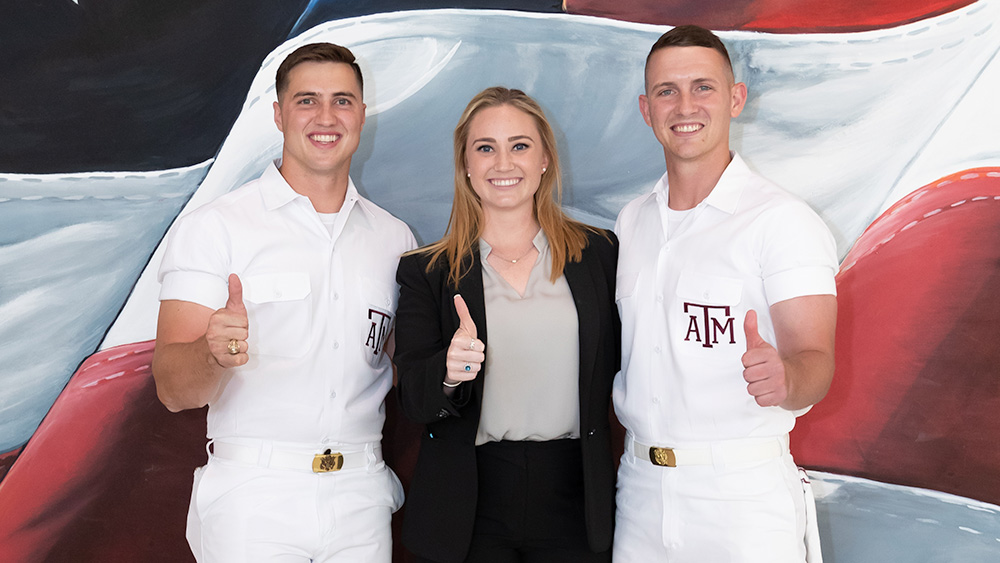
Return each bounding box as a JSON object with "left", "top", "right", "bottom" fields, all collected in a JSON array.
[
  {"left": 157, "top": 209, "right": 231, "bottom": 310},
  {"left": 758, "top": 201, "right": 838, "bottom": 305}
]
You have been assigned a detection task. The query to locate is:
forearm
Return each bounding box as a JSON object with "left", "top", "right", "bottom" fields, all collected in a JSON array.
[
  {"left": 780, "top": 349, "right": 834, "bottom": 411},
  {"left": 152, "top": 337, "right": 227, "bottom": 412},
  {"left": 764, "top": 294, "right": 836, "bottom": 411}
]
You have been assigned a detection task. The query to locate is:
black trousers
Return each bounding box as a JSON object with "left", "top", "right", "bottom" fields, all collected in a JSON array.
[{"left": 417, "top": 438, "right": 610, "bottom": 563}]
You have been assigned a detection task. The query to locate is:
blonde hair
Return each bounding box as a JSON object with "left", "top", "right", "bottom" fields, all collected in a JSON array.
[{"left": 416, "top": 86, "right": 596, "bottom": 288}]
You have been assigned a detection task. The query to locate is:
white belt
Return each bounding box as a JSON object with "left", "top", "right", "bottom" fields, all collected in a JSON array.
[
  {"left": 630, "top": 435, "right": 786, "bottom": 467},
  {"left": 211, "top": 440, "right": 380, "bottom": 473}
]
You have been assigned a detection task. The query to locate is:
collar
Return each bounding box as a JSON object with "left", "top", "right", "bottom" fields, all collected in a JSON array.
[
  {"left": 259, "top": 161, "right": 300, "bottom": 211},
  {"left": 648, "top": 152, "right": 752, "bottom": 215},
  {"left": 699, "top": 152, "right": 750, "bottom": 215},
  {"left": 478, "top": 227, "right": 549, "bottom": 258},
  {"left": 258, "top": 160, "right": 377, "bottom": 223}
]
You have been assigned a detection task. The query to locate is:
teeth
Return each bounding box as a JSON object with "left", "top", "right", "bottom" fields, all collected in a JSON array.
[
  {"left": 674, "top": 124, "right": 701, "bottom": 133},
  {"left": 491, "top": 178, "right": 520, "bottom": 187},
  {"left": 311, "top": 134, "right": 339, "bottom": 142}
]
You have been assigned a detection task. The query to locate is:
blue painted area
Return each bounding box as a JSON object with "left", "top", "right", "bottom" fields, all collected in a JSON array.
[
  {"left": 812, "top": 472, "right": 1000, "bottom": 561},
  {"left": 0, "top": 166, "right": 206, "bottom": 452}
]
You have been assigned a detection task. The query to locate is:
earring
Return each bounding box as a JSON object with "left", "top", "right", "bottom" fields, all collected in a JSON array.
[
  {"left": 542, "top": 167, "right": 547, "bottom": 173},
  {"left": 467, "top": 172, "right": 471, "bottom": 178}
]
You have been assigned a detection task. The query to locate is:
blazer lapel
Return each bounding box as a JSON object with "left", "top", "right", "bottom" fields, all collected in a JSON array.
[
  {"left": 456, "top": 248, "right": 487, "bottom": 408},
  {"left": 564, "top": 251, "right": 600, "bottom": 403}
]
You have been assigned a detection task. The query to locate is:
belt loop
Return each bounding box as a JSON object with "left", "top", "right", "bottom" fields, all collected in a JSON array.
[
  {"left": 625, "top": 432, "right": 635, "bottom": 459},
  {"left": 710, "top": 441, "right": 726, "bottom": 471},
  {"left": 364, "top": 442, "right": 377, "bottom": 472},
  {"left": 259, "top": 440, "right": 273, "bottom": 467}
]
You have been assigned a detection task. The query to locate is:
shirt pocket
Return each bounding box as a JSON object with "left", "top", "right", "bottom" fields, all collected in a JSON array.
[
  {"left": 360, "top": 277, "right": 398, "bottom": 366},
  {"left": 243, "top": 272, "right": 312, "bottom": 358},
  {"left": 674, "top": 270, "right": 743, "bottom": 356},
  {"left": 616, "top": 269, "right": 639, "bottom": 303},
  {"left": 615, "top": 268, "right": 640, "bottom": 326}
]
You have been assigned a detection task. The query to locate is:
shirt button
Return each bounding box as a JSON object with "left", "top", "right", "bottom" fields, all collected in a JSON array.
[
  {"left": 275, "top": 289, "right": 283, "bottom": 298},
  {"left": 329, "top": 391, "right": 337, "bottom": 399},
  {"left": 657, "top": 295, "right": 663, "bottom": 303},
  {"left": 654, "top": 346, "right": 661, "bottom": 353},
  {"left": 652, "top": 397, "right": 660, "bottom": 404},
  {"left": 334, "top": 292, "right": 339, "bottom": 300},
  {"left": 333, "top": 341, "right": 339, "bottom": 349}
]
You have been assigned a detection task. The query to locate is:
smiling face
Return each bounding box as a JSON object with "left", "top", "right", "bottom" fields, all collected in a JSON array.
[
  {"left": 640, "top": 46, "right": 747, "bottom": 167},
  {"left": 464, "top": 104, "right": 550, "bottom": 218},
  {"left": 273, "top": 61, "right": 366, "bottom": 185}
]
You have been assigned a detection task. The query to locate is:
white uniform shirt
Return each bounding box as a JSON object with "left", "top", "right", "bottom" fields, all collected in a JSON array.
[
  {"left": 158, "top": 162, "right": 416, "bottom": 446},
  {"left": 614, "top": 153, "right": 837, "bottom": 447}
]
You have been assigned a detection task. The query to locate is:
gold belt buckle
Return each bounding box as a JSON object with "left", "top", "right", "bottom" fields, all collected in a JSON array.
[
  {"left": 649, "top": 447, "right": 677, "bottom": 467},
  {"left": 312, "top": 449, "right": 344, "bottom": 473}
]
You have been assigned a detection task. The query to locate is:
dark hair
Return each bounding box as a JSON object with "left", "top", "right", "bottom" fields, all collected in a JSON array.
[
  {"left": 275, "top": 43, "right": 363, "bottom": 99},
  {"left": 645, "top": 25, "right": 734, "bottom": 79}
]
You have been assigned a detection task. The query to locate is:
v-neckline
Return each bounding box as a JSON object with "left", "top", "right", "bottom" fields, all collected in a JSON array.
[{"left": 485, "top": 249, "right": 538, "bottom": 298}]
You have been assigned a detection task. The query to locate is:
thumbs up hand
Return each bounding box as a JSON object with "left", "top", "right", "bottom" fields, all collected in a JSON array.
[
  {"left": 445, "top": 294, "right": 485, "bottom": 387},
  {"left": 207, "top": 273, "right": 250, "bottom": 368},
  {"left": 741, "top": 309, "right": 787, "bottom": 407}
]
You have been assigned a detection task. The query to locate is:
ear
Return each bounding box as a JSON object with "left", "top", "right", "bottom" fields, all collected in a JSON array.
[
  {"left": 273, "top": 100, "right": 284, "bottom": 133},
  {"left": 638, "top": 94, "right": 652, "bottom": 127},
  {"left": 730, "top": 82, "right": 748, "bottom": 119},
  {"left": 361, "top": 102, "right": 367, "bottom": 128}
]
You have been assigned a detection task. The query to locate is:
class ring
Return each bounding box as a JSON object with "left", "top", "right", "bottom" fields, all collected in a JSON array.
[{"left": 227, "top": 339, "right": 240, "bottom": 355}]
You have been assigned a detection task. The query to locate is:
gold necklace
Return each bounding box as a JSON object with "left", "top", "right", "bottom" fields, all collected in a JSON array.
[{"left": 490, "top": 244, "right": 535, "bottom": 264}]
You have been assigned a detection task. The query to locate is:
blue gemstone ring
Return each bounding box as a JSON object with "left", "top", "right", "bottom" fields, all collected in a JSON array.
[{"left": 464, "top": 364, "right": 471, "bottom": 371}]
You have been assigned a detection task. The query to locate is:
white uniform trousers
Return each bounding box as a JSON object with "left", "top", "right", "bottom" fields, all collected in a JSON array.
[
  {"left": 186, "top": 439, "right": 404, "bottom": 562},
  {"left": 613, "top": 434, "right": 809, "bottom": 563}
]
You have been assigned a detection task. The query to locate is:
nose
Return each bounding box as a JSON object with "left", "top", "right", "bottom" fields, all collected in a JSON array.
[
  {"left": 495, "top": 148, "right": 514, "bottom": 171},
  {"left": 317, "top": 101, "right": 338, "bottom": 125},
  {"left": 677, "top": 91, "right": 695, "bottom": 115}
]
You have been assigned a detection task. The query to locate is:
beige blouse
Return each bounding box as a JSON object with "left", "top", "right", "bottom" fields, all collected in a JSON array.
[{"left": 475, "top": 231, "right": 580, "bottom": 445}]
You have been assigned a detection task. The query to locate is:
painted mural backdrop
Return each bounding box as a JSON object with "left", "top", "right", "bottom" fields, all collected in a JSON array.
[{"left": 1, "top": 0, "right": 998, "bottom": 561}]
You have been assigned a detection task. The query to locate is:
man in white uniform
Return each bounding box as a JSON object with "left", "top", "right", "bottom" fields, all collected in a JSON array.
[
  {"left": 152, "top": 43, "right": 416, "bottom": 562},
  {"left": 613, "top": 25, "right": 838, "bottom": 562}
]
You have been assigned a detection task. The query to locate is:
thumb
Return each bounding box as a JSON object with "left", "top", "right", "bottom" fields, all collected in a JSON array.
[
  {"left": 454, "top": 294, "right": 477, "bottom": 339},
  {"left": 744, "top": 309, "right": 767, "bottom": 351},
  {"left": 226, "top": 274, "right": 246, "bottom": 314}
]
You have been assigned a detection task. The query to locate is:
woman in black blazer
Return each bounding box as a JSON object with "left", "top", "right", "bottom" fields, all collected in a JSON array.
[{"left": 394, "top": 87, "right": 620, "bottom": 563}]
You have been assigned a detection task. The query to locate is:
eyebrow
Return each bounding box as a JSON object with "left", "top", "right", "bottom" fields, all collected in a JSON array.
[
  {"left": 292, "top": 91, "right": 359, "bottom": 99},
  {"left": 650, "top": 77, "right": 719, "bottom": 90},
  {"left": 472, "top": 135, "right": 535, "bottom": 143}
]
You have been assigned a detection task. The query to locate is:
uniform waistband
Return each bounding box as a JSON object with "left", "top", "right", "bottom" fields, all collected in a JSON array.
[
  {"left": 627, "top": 433, "right": 788, "bottom": 468},
  {"left": 209, "top": 438, "right": 382, "bottom": 473}
]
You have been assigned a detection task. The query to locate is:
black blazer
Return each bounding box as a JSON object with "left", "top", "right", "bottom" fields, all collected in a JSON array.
[{"left": 395, "top": 229, "right": 620, "bottom": 563}]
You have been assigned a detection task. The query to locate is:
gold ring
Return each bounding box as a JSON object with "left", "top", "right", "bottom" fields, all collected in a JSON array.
[
  {"left": 228, "top": 339, "right": 240, "bottom": 355},
  {"left": 469, "top": 340, "right": 475, "bottom": 351}
]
